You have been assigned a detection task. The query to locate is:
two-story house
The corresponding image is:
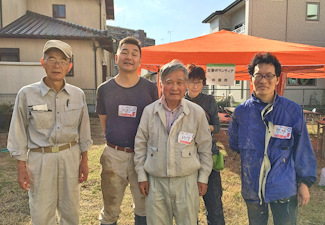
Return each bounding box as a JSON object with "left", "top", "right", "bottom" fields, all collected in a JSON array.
[
  {"left": 203, "top": 0, "right": 325, "bottom": 108},
  {"left": 0, "top": 0, "right": 115, "bottom": 107}
]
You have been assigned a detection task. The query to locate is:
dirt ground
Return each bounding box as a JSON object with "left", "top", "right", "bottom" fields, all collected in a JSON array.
[
  {"left": 1, "top": 118, "right": 325, "bottom": 224},
  {"left": 0, "top": 132, "right": 8, "bottom": 150}
]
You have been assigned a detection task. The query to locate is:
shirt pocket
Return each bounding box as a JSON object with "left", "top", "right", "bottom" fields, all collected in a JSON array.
[
  {"left": 269, "top": 138, "right": 294, "bottom": 164},
  {"left": 179, "top": 145, "right": 201, "bottom": 172},
  {"left": 63, "top": 102, "right": 84, "bottom": 128},
  {"left": 144, "top": 145, "right": 164, "bottom": 172},
  {"left": 147, "top": 145, "right": 158, "bottom": 157},
  {"left": 30, "top": 111, "right": 54, "bottom": 130},
  {"left": 181, "top": 147, "right": 194, "bottom": 158},
  {"left": 278, "top": 138, "right": 294, "bottom": 151}
]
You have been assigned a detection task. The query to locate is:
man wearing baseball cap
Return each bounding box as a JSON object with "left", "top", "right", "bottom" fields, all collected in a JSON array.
[{"left": 7, "top": 40, "right": 92, "bottom": 224}]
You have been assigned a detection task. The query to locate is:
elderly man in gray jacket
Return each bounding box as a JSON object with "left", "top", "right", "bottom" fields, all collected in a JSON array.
[{"left": 134, "top": 62, "right": 213, "bottom": 225}]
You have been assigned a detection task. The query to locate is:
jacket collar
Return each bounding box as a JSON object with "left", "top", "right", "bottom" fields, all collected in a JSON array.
[
  {"left": 154, "top": 97, "right": 190, "bottom": 115},
  {"left": 40, "top": 77, "right": 71, "bottom": 97},
  {"left": 251, "top": 91, "right": 278, "bottom": 105},
  {"left": 184, "top": 92, "right": 203, "bottom": 102}
]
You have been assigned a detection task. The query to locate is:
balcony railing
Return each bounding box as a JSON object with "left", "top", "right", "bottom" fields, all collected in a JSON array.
[{"left": 232, "top": 24, "right": 245, "bottom": 34}]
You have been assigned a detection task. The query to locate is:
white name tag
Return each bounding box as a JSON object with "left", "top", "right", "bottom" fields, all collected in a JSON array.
[
  {"left": 118, "top": 105, "right": 137, "bottom": 118},
  {"left": 178, "top": 131, "right": 194, "bottom": 145},
  {"left": 32, "top": 104, "right": 48, "bottom": 111},
  {"left": 272, "top": 125, "right": 292, "bottom": 139}
]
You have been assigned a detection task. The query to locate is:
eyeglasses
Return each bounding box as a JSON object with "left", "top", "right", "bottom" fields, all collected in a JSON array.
[
  {"left": 253, "top": 73, "right": 276, "bottom": 81},
  {"left": 45, "top": 59, "right": 70, "bottom": 68},
  {"left": 188, "top": 81, "right": 203, "bottom": 86}
]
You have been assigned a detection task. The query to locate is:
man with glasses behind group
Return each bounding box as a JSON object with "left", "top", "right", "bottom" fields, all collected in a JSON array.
[
  {"left": 7, "top": 40, "right": 92, "bottom": 225},
  {"left": 228, "top": 52, "right": 317, "bottom": 225}
]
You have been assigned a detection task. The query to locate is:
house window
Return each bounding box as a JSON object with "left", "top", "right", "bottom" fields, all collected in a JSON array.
[
  {"left": 53, "top": 5, "right": 66, "bottom": 18},
  {"left": 287, "top": 78, "right": 316, "bottom": 86},
  {"left": 0, "top": 48, "right": 19, "bottom": 62},
  {"left": 306, "top": 2, "right": 320, "bottom": 21},
  {"left": 66, "top": 56, "right": 74, "bottom": 76}
]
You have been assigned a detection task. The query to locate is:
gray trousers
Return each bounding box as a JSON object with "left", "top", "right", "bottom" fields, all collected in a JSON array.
[{"left": 146, "top": 172, "right": 200, "bottom": 225}]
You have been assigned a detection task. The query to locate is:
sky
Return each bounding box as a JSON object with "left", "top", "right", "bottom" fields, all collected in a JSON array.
[{"left": 106, "top": 0, "right": 235, "bottom": 45}]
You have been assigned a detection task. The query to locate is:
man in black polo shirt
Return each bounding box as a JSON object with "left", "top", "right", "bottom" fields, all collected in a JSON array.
[{"left": 96, "top": 36, "right": 158, "bottom": 225}]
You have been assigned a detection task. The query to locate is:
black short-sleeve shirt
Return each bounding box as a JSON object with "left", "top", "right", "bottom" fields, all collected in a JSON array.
[{"left": 96, "top": 77, "right": 158, "bottom": 148}]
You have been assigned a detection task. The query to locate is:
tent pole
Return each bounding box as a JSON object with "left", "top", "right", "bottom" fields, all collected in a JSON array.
[{"left": 157, "top": 66, "right": 161, "bottom": 97}]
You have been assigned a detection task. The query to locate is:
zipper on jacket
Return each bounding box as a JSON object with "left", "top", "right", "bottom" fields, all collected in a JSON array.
[{"left": 258, "top": 103, "right": 273, "bottom": 205}]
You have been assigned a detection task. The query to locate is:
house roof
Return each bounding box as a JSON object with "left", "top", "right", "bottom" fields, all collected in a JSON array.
[
  {"left": 202, "top": 0, "right": 243, "bottom": 23},
  {"left": 0, "top": 10, "right": 115, "bottom": 52}
]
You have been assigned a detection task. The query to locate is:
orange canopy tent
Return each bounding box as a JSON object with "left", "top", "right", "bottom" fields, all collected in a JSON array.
[{"left": 140, "top": 30, "right": 325, "bottom": 95}]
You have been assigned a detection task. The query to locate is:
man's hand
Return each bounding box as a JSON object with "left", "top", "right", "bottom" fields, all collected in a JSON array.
[
  {"left": 209, "top": 125, "right": 214, "bottom": 133},
  {"left": 297, "top": 183, "right": 310, "bottom": 207},
  {"left": 198, "top": 182, "right": 208, "bottom": 196},
  {"left": 17, "top": 160, "right": 30, "bottom": 191},
  {"left": 79, "top": 152, "right": 88, "bottom": 183},
  {"left": 139, "top": 181, "right": 149, "bottom": 197}
]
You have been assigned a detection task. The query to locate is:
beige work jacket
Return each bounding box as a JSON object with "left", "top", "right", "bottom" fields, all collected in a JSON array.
[{"left": 134, "top": 98, "right": 213, "bottom": 184}]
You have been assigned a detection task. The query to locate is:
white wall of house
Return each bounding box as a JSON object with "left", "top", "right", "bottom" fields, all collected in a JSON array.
[
  {"left": 0, "top": 38, "right": 45, "bottom": 62},
  {"left": 66, "top": 40, "right": 97, "bottom": 89},
  {"left": 2, "top": 0, "right": 107, "bottom": 30},
  {"left": 1, "top": 0, "right": 27, "bottom": 27},
  {"left": 0, "top": 62, "right": 44, "bottom": 94},
  {"left": 230, "top": 6, "right": 245, "bottom": 30},
  {"left": 26, "top": 0, "right": 105, "bottom": 29},
  {"left": 2, "top": 0, "right": 108, "bottom": 30},
  {"left": 210, "top": 17, "right": 220, "bottom": 33},
  {"left": 0, "top": 38, "right": 108, "bottom": 90},
  {"left": 209, "top": 15, "right": 232, "bottom": 32}
]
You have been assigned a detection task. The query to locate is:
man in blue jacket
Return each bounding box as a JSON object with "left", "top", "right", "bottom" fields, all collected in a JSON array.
[{"left": 228, "top": 52, "right": 317, "bottom": 225}]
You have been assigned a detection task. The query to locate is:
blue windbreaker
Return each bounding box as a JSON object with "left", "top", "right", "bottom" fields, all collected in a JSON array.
[{"left": 228, "top": 94, "right": 317, "bottom": 203}]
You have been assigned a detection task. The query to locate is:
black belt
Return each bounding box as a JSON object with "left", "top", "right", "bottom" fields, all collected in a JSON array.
[{"left": 107, "top": 142, "right": 134, "bottom": 153}]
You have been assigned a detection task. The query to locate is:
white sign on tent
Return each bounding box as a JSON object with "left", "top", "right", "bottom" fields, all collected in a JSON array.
[{"left": 206, "top": 64, "right": 236, "bottom": 86}]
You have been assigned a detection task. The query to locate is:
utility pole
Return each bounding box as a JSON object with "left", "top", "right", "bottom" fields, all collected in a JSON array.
[{"left": 168, "top": 30, "right": 173, "bottom": 43}]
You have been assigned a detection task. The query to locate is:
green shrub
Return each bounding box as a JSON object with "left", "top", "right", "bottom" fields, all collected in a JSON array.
[
  {"left": 0, "top": 103, "right": 13, "bottom": 114},
  {"left": 0, "top": 103, "right": 13, "bottom": 132}
]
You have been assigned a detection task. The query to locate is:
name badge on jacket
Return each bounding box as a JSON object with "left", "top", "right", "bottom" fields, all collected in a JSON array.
[
  {"left": 272, "top": 125, "right": 292, "bottom": 139},
  {"left": 118, "top": 105, "right": 137, "bottom": 118},
  {"left": 178, "top": 131, "right": 194, "bottom": 145}
]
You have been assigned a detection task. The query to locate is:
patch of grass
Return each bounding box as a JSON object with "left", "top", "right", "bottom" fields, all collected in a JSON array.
[
  {"left": 298, "top": 185, "right": 325, "bottom": 225},
  {"left": 0, "top": 153, "right": 30, "bottom": 225}
]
